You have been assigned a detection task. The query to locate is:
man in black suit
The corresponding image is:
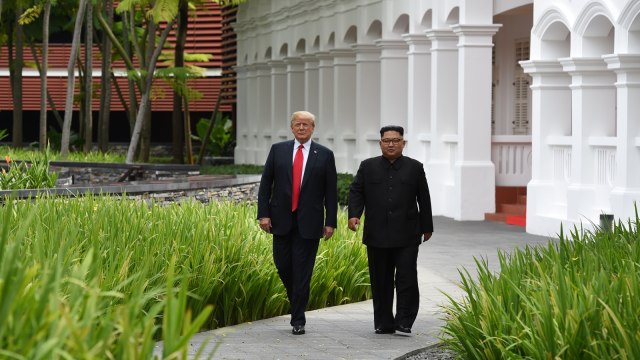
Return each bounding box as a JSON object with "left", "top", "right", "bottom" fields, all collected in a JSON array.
[
  {"left": 257, "top": 110, "right": 338, "bottom": 335},
  {"left": 347, "top": 125, "right": 433, "bottom": 336}
]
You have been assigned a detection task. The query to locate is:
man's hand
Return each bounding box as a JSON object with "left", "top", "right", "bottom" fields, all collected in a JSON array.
[
  {"left": 348, "top": 218, "right": 360, "bottom": 232},
  {"left": 422, "top": 232, "right": 432, "bottom": 243},
  {"left": 323, "top": 226, "right": 334, "bottom": 240},
  {"left": 259, "top": 218, "right": 272, "bottom": 233}
]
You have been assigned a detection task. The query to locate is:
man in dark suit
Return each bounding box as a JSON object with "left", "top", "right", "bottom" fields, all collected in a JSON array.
[
  {"left": 347, "top": 125, "right": 433, "bottom": 336},
  {"left": 257, "top": 110, "right": 338, "bottom": 335}
]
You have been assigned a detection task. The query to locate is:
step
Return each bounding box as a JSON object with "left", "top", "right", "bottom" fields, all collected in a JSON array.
[
  {"left": 506, "top": 215, "right": 526, "bottom": 227},
  {"left": 518, "top": 195, "right": 527, "bottom": 205},
  {"left": 485, "top": 212, "right": 508, "bottom": 222},
  {"left": 499, "top": 203, "right": 526, "bottom": 216}
]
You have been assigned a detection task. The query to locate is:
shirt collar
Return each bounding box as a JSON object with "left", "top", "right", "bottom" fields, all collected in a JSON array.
[
  {"left": 294, "top": 139, "right": 312, "bottom": 149},
  {"left": 381, "top": 155, "right": 404, "bottom": 169}
]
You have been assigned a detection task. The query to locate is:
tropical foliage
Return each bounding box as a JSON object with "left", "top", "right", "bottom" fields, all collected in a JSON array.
[
  {"left": 441, "top": 211, "right": 640, "bottom": 359},
  {"left": 0, "top": 196, "right": 370, "bottom": 357}
]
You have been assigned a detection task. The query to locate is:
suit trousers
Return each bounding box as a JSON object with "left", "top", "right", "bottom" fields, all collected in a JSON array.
[
  {"left": 366, "top": 245, "right": 420, "bottom": 330},
  {"left": 272, "top": 213, "right": 320, "bottom": 326}
]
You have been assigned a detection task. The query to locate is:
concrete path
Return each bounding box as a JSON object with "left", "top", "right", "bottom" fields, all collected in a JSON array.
[{"left": 157, "top": 216, "right": 557, "bottom": 359}]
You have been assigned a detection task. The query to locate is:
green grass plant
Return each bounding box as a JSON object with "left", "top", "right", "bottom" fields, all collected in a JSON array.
[
  {"left": 440, "top": 210, "right": 640, "bottom": 359},
  {"left": 0, "top": 195, "right": 370, "bottom": 357},
  {"left": 1, "top": 146, "right": 126, "bottom": 163},
  {"left": 1, "top": 149, "right": 58, "bottom": 190}
]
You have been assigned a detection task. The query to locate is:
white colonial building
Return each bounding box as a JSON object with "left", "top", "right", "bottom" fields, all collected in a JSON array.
[{"left": 232, "top": 0, "right": 640, "bottom": 237}]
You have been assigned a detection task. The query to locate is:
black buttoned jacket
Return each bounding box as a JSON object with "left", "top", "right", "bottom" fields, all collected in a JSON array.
[{"left": 348, "top": 155, "right": 433, "bottom": 248}]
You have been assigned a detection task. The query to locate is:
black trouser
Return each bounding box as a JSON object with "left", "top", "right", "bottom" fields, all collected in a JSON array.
[
  {"left": 273, "top": 214, "right": 320, "bottom": 326},
  {"left": 366, "top": 245, "right": 420, "bottom": 331}
]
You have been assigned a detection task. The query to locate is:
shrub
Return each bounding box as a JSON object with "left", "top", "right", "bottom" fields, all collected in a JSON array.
[
  {"left": 441, "top": 210, "right": 640, "bottom": 359},
  {"left": 0, "top": 197, "right": 370, "bottom": 357},
  {"left": 0, "top": 150, "right": 58, "bottom": 190}
]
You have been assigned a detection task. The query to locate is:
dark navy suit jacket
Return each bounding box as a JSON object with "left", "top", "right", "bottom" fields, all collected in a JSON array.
[{"left": 257, "top": 140, "right": 338, "bottom": 239}]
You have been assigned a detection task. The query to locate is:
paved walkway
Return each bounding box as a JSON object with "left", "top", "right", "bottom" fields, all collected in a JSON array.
[{"left": 158, "top": 216, "right": 557, "bottom": 359}]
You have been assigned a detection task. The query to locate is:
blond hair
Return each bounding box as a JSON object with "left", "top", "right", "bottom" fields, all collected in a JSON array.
[{"left": 290, "top": 111, "right": 316, "bottom": 127}]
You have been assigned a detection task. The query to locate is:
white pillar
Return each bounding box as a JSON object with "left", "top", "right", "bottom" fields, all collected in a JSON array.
[
  {"left": 521, "top": 60, "right": 573, "bottom": 236},
  {"left": 403, "top": 33, "right": 432, "bottom": 164},
  {"left": 353, "top": 44, "right": 381, "bottom": 167},
  {"left": 451, "top": 25, "right": 501, "bottom": 220},
  {"left": 331, "top": 48, "right": 356, "bottom": 172},
  {"left": 284, "top": 56, "right": 305, "bottom": 121},
  {"left": 234, "top": 65, "right": 249, "bottom": 164},
  {"left": 269, "top": 60, "right": 288, "bottom": 142},
  {"left": 245, "top": 64, "right": 259, "bottom": 164},
  {"left": 302, "top": 54, "right": 320, "bottom": 121},
  {"left": 605, "top": 55, "right": 640, "bottom": 220},
  {"left": 316, "top": 52, "right": 335, "bottom": 148},
  {"left": 256, "top": 63, "right": 272, "bottom": 164},
  {"left": 376, "top": 39, "right": 408, "bottom": 128},
  {"left": 561, "top": 57, "right": 617, "bottom": 222},
  {"left": 425, "top": 30, "right": 458, "bottom": 216}
]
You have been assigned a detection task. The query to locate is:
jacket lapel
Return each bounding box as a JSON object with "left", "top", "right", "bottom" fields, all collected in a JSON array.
[
  {"left": 301, "top": 142, "right": 318, "bottom": 190},
  {"left": 286, "top": 140, "right": 295, "bottom": 185}
]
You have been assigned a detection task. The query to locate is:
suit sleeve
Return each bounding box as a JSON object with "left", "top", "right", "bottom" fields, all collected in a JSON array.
[
  {"left": 348, "top": 162, "right": 365, "bottom": 219},
  {"left": 417, "top": 164, "right": 434, "bottom": 233},
  {"left": 324, "top": 150, "right": 338, "bottom": 228},
  {"left": 257, "top": 146, "right": 275, "bottom": 220}
]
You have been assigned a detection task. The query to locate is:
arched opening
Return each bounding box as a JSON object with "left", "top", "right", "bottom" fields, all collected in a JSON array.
[
  {"left": 344, "top": 26, "right": 358, "bottom": 44},
  {"left": 392, "top": 14, "right": 409, "bottom": 35},
  {"left": 366, "top": 20, "right": 382, "bottom": 41}
]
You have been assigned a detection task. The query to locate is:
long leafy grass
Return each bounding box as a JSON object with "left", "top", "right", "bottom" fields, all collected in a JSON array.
[
  {"left": 441, "top": 210, "right": 640, "bottom": 359},
  {"left": 0, "top": 196, "right": 370, "bottom": 357}
]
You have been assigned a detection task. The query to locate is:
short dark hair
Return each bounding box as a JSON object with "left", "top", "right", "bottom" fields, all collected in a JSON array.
[{"left": 380, "top": 125, "right": 404, "bottom": 137}]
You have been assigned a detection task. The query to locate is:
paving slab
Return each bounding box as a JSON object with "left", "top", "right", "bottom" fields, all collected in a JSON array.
[{"left": 156, "top": 216, "right": 557, "bottom": 359}]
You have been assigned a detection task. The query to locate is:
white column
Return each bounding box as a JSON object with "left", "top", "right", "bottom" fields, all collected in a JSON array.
[
  {"left": 425, "top": 30, "right": 458, "bottom": 216},
  {"left": 331, "top": 48, "right": 356, "bottom": 172},
  {"left": 353, "top": 44, "right": 381, "bottom": 166},
  {"left": 605, "top": 55, "right": 640, "bottom": 220},
  {"left": 403, "top": 33, "right": 432, "bottom": 163},
  {"left": 451, "top": 25, "right": 501, "bottom": 220},
  {"left": 302, "top": 54, "right": 320, "bottom": 120},
  {"left": 269, "top": 60, "right": 289, "bottom": 142},
  {"left": 255, "top": 63, "right": 272, "bottom": 164},
  {"left": 284, "top": 56, "right": 305, "bottom": 120},
  {"left": 316, "top": 52, "right": 334, "bottom": 148},
  {"left": 245, "top": 64, "right": 259, "bottom": 164},
  {"left": 561, "top": 57, "right": 616, "bottom": 222},
  {"left": 521, "top": 60, "right": 572, "bottom": 236},
  {"left": 376, "top": 39, "right": 408, "bottom": 128},
  {"left": 234, "top": 65, "right": 249, "bottom": 164}
]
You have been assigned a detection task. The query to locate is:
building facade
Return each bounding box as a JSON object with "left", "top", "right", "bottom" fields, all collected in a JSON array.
[{"left": 233, "top": 0, "right": 640, "bottom": 237}]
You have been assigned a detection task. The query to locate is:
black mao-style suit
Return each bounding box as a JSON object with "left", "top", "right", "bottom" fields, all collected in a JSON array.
[
  {"left": 257, "top": 140, "right": 338, "bottom": 326},
  {"left": 348, "top": 155, "right": 433, "bottom": 331}
]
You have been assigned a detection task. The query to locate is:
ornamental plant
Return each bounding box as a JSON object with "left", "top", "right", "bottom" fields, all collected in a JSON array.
[
  {"left": 440, "top": 208, "right": 640, "bottom": 359},
  {"left": 0, "top": 149, "right": 58, "bottom": 190}
]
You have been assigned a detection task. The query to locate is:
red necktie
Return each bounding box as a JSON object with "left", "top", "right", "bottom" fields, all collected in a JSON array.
[{"left": 292, "top": 144, "right": 303, "bottom": 212}]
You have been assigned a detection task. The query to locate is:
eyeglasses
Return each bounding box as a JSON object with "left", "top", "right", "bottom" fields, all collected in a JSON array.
[{"left": 380, "top": 138, "right": 403, "bottom": 145}]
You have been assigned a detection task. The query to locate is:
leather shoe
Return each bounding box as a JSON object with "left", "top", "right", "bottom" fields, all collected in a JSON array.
[
  {"left": 395, "top": 325, "right": 412, "bottom": 336},
  {"left": 292, "top": 325, "right": 305, "bottom": 335},
  {"left": 375, "top": 328, "right": 395, "bottom": 334}
]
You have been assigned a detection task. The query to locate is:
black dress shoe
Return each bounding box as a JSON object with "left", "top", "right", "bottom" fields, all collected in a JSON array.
[
  {"left": 395, "top": 325, "right": 412, "bottom": 336},
  {"left": 292, "top": 325, "right": 305, "bottom": 335},
  {"left": 374, "top": 328, "right": 395, "bottom": 334}
]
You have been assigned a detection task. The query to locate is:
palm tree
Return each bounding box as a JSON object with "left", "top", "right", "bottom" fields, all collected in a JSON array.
[
  {"left": 39, "top": 0, "right": 51, "bottom": 150},
  {"left": 60, "top": 0, "right": 88, "bottom": 158},
  {"left": 98, "top": 0, "right": 114, "bottom": 152}
]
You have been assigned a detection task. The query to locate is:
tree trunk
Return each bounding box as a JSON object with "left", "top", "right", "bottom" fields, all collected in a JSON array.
[
  {"left": 12, "top": 4, "right": 24, "bottom": 147},
  {"left": 126, "top": 18, "right": 176, "bottom": 163},
  {"left": 83, "top": 0, "right": 93, "bottom": 152},
  {"left": 61, "top": 0, "right": 88, "bottom": 158},
  {"left": 171, "top": 0, "right": 188, "bottom": 163},
  {"left": 122, "top": 11, "right": 138, "bottom": 135},
  {"left": 39, "top": 0, "right": 52, "bottom": 150},
  {"left": 98, "top": 0, "right": 113, "bottom": 152}
]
